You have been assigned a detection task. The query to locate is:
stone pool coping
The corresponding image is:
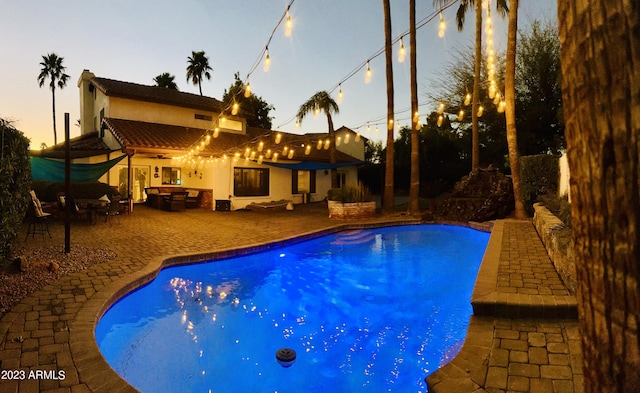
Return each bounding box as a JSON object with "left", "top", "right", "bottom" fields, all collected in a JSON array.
[
  {"left": 426, "top": 219, "right": 582, "bottom": 393},
  {"left": 70, "top": 219, "right": 435, "bottom": 393}
]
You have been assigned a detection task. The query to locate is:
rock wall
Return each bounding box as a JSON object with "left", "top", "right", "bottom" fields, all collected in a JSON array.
[{"left": 533, "top": 203, "right": 576, "bottom": 294}]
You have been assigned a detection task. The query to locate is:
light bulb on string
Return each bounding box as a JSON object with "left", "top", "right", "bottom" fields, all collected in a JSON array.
[
  {"left": 498, "top": 100, "right": 506, "bottom": 113},
  {"left": 263, "top": 48, "right": 271, "bottom": 72},
  {"left": 316, "top": 139, "right": 323, "bottom": 150},
  {"left": 355, "top": 132, "right": 361, "bottom": 142},
  {"left": 257, "top": 155, "right": 264, "bottom": 164},
  {"left": 275, "top": 132, "right": 282, "bottom": 144},
  {"left": 232, "top": 102, "right": 239, "bottom": 116},
  {"left": 250, "top": 151, "right": 256, "bottom": 160},
  {"left": 258, "top": 141, "right": 264, "bottom": 152},
  {"left": 314, "top": 103, "right": 320, "bottom": 116},
  {"left": 265, "top": 149, "right": 272, "bottom": 159},
  {"left": 438, "top": 102, "right": 445, "bottom": 114},
  {"left": 458, "top": 109, "right": 465, "bottom": 121},
  {"left": 244, "top": 82, "right": 251, "bottom": 98},
  {"left": 337, "top": 85, "right": 343, "bottom": 103},
  {"left": 398, "top": 37, "right": 406, "bottom": 63},
  {"left": 213, "top": 127, "right": 219, "bottom": 138},
  {"left": 437, "top": 115, "right": 444, "bottom": 127},
  {"left": 493, "top": 92, "right": 501, "bottom": 105},
  {"left": 336, "top": 136, "right": 342, "bottom": 147},
  {"left": 272, "top": 152, "right": 279, "bottom": 162},
  {"left": 438, "top": 12, "right": 446, "bottom": 38},
  {"left": 477, "top": 105, "right": 484, "bottom": 117},
  {"left": 283, "top": 146, "right": 288, "bottom": 154},
  {"left": 464, "top": 93, "right": 471, "bottom": 106},
  {"left": 365, "top": 61, "right": 372, "bottom": 84},
  {"left": 323, "top": 139, "right": 330, "bottom": 150},
  {"left": 305, "top": 145, "right": 311, "bottom": 155},
  {"left": 285, "top": 9, "right": 292, "bottom": 37},
  {"left": 205, "top": 133, "right": 211, "bottom": 145},
  {"left": 344, "top": 133, "right": 350, "bottom": 144},
  {"left": 287, "top": 149, "right": 294, "bottom": 159}
]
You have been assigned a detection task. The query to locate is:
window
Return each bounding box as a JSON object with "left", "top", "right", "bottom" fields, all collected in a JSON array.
[
  {"left": 234, "top": 168, "right": 269, "bottom": 196},
  {"left": 162, "top": 167, "right": 181, "bottom": 185},
  {"left": 195, "top": 113, "right": 213, "bottom": 121},
  {"left": 292, "top": 170, "right": 316, "bottom": 194},
  {"left": 337, "top": 171, "right": 347, "bottom": 189}
]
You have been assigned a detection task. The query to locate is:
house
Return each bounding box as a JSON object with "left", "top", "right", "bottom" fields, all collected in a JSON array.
[{"left": 36, "top": 70, "right": 365, "bottom": 210}]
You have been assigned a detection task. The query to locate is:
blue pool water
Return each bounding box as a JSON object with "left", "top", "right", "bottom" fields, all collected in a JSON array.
[{"left": 96, "top": 225, "right": 489, "bottom": 393}]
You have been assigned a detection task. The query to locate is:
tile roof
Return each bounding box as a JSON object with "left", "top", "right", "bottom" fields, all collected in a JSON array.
[
  {"left": 103, "top": 118, "right": 361, "bottom": 163},
  {"left": 30, "top": 132, "right": 117, "bottom": 159},
  {"left": 91, "top": 77, "right": 224, "bottom": 113}
]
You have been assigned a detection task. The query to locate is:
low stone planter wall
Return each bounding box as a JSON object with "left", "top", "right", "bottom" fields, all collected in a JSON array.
[
  {"left": 328, "top": 200, "right": 376, "bottom": 219},
  {"left": 533, "top": 202, "right": 576, "bottom": 294}
]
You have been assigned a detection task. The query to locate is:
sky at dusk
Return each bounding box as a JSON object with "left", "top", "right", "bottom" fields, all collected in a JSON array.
[{"left": 0, "top": 0, "right": 557, "bottom": 149}]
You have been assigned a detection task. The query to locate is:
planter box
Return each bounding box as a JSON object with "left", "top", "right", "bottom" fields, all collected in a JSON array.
[{"left": 328, "top": 200, "right": 376, "bottom": 219}]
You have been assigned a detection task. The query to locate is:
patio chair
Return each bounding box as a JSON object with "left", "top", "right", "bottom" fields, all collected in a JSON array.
[
  {"left": 26, "top": 190, "right": 51, "bottom": 240},
  {"left": 163, "top": 191, "right": 188, "bottom": 212},
  {"left": 96, "top": 194, "right": 122, "bottom": 225},
  {"left": 56, "top": 192, "right": 89, "bottom": 222},
  {"left": 185, "top": 190, "right": 202, "bottom": 208}
]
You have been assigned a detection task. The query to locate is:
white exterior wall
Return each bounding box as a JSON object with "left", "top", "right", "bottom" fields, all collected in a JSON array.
[
  {"left": 336, "top": 129, "right": 365, "bottom": 161},
  {"left": 558, "top": 152, "right": 571, "bottom": 202}
]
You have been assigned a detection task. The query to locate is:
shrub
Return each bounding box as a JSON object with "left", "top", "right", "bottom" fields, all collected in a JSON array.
[
  {"left": 328, "top": 182, "right": 373, "bottom": 203},
  {"left": 520, "top": 154, "right": 559, "bottom": 216},
  {"left": 0, "top": 119, "right": 31, "bottom": 265}
]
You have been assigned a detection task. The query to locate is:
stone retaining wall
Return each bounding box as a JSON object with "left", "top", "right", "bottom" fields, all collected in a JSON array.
[{"left": 532, "top": 203, "right": 576, "bottom": 295}]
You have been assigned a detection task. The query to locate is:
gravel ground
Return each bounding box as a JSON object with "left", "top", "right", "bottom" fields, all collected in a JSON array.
[{"left": 0, "top": 246, "right": 116, "bottom": 318}]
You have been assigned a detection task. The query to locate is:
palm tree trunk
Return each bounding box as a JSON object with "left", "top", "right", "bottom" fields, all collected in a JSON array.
[
  {"left": 51, "top": 84, "right": 57, "bottom": 145},
  {"left": 327, "top": 113, "right": 338, "bottom": 188},
  {"left": 471, "top": 0, "right": 481, "bottom": 170},
  {"left": 558, "top": 1, "right": 640, "bottom": 391},
  {"left": 408, "top": 0, "right": 420, "bottom": 215},
  {"left": 504, "top": 0, "right": 526, "bottom": 218},
  {"left": 382, "top": 0, "right": 395, "bottom": 214}
]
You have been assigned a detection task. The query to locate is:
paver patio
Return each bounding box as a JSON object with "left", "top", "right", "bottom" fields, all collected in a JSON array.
[{"left": 0, "top": 204, "right": 583, "bottom": 392}]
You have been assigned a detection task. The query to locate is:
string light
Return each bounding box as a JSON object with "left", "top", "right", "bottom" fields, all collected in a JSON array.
[
  {"left": 477, "top": 105, "right": 484, "bottom": 117},
  {"left": 337, "top": 84, "right": 343, "bottom": 103},
  {"left": 285, "top": 8, "right": 293, "bottom": 37},
  {"left": 365, "top": 61, "right": 372, "bottom": 84},
  {"left": 263, "top": 47, "right": 271, "bottom": 72},
  {"left": 464, "top": 93, "right": 472, "bottom": 106},
  {"left": 232, "top": 102, "right": 239, "bottom": 116},
  {"left": 437, "top": 114, "right": 444, "bottom": 127},
  {"left": 244, "top": 82, "right": 251, "bottom": 98},
  {"left": 305, "top": 145, "right": 311, "bottom": 155},
  {"left": 458, "top": 109, "right": 465, "bottom": 121},
  {"left": 275, "top": 132, "right": 282, "bottom": 144},
  {"left": 438, "top": 12, "right": 446, "bottom": 38},
  {"left": 398, "top": 37, "right": 406, "bottom": 63}
]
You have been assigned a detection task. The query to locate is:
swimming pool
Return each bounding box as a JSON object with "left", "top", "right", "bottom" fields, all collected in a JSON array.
[{"left": 95, "top": 224, "right": 489, "bottom": 393}]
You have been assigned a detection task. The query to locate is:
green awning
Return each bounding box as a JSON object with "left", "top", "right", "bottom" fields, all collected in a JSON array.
[{"left": 30, "top": 155, "right": 126, "bottom": 182}]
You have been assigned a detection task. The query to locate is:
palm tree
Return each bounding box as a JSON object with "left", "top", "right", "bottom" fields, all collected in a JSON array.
[
  {"left": 296, "top": 91, "right": 340, "bottom": 188},
  {"left": 558, "top": 1, "right": 640, "bottom": 391},
  {"left": 37, "top": 53, "right": 70, "bottom": 145},
  {"left": 433, "top": 0, "right": 507, "bottom": 170},
  {"left": 154, "top": 72, "right": 178, "bottom": 90},
  {"left": 186, "top": 51, "right": 212, "bottom": 95},
  {"left": 408, "top": 0, "right": 420, "bottom": 215},
  {"left": 382, "top": 0, "right": 395, "bottom": 214},
  {"left": 504, "top": 0, "right": 526, "bottom": 218}
]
